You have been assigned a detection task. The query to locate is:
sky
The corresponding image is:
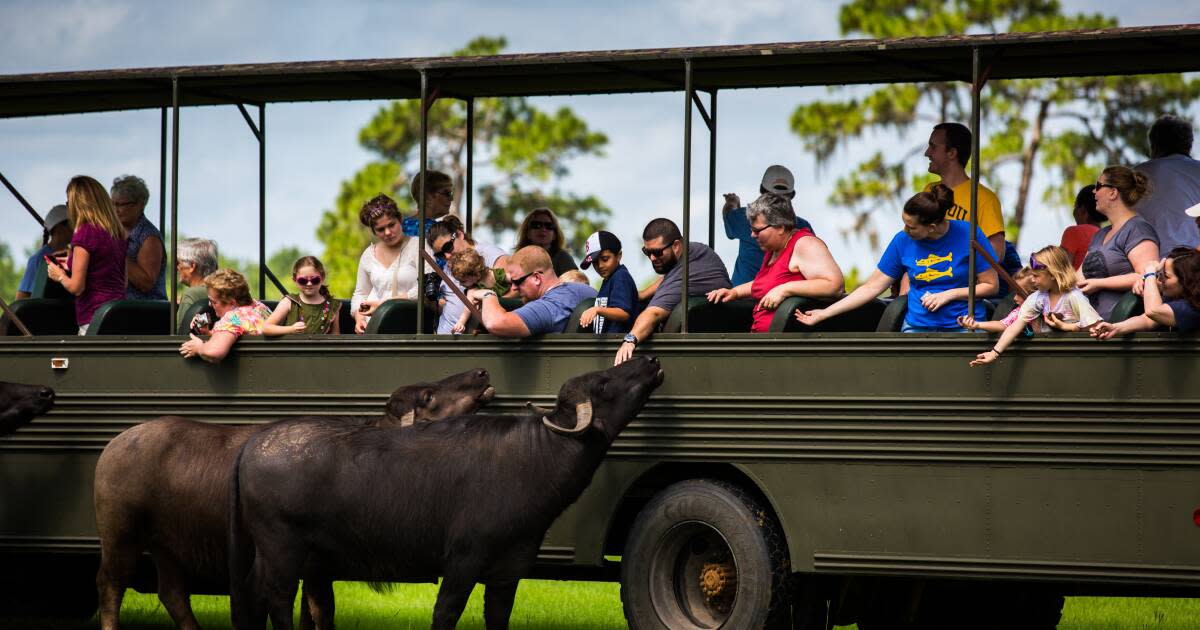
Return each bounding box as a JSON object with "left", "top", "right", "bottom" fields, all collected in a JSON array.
[{"left": 2, "top": 0, "right": 1199, "bottom": 287}]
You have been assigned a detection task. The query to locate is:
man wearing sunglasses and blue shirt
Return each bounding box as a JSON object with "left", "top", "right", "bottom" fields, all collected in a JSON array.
[{"left": 467, "top": 245, "right": 595, "bottom": 337}]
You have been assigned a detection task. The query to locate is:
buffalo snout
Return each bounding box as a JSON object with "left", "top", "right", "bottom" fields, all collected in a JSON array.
[{"left": 0, "top": 381, "right": 56, "bottom": 436}]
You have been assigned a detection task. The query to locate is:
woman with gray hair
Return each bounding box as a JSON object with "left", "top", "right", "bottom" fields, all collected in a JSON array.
[
  {"left": 111, "top": 174, "right": 167, "bottom": 300},
  {"left": 706, "top": 193, "right": 843, "bottom": 332},
  {"left": 176, "top": 238, "right": 219, "bottom": 330}
]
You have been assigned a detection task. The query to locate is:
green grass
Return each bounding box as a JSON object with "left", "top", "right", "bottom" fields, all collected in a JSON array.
[{"left": 9, "top": 582, "right": 1200, "bottom": 629}]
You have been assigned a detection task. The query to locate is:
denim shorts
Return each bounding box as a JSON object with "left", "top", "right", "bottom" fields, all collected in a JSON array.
[{"left": 900, "top": 321, "right": 973, "bottom": 333}]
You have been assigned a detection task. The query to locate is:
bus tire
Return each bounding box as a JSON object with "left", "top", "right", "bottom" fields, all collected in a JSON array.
[{"left": 620, "top": 479, "right": 791, "bottom": 630}]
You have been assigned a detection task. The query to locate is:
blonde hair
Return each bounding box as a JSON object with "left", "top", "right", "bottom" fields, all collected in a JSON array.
[
  {"left": 447, "top": 249, "right": 487, "bottom": 285},
  {"left": 204, "top": 268, "right": 254, "bottom": 306},
  {"left": 560, "top": 270, "right": 590, "bottom": 285},
  {"left": 509, "top": 245, "right": 553, "bottom": 276},
  {"left": 66, "top": 175, "right": 126, "bottom": 240},
  {"left": 1031, "top": 246, "right": 1077, "bottom": 293}
]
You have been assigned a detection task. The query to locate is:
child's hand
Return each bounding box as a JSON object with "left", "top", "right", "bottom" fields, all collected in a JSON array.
[
  {"left": 289, "top": 321, "right": 307, "bottom": 334},
  {"left": 579, "top": 307, "right": 599, "bottom": 328},
  {"left": 795, "top": 308, "right": 826, "bottom": 326},
  {"left": 452, "top": 321, "right": 466, "bottom": 334},
  {"left": 970, "top": 349, "right": 999, "bottom": 367},
  {"left": 1043, "top": 313, "right": 1076, "bottom": 331},
  {"left": 956, "top": 315, "right": 979, "bottom": 330}
]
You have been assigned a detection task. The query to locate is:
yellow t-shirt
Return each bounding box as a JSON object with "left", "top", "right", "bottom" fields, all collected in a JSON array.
[{"left": 923, "top": 179, "right": 1004, "bottom": 237}]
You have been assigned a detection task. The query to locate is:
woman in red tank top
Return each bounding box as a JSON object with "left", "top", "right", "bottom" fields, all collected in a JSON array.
[{"left": 707, "top": 193, "right": 845, "bottom": 332}]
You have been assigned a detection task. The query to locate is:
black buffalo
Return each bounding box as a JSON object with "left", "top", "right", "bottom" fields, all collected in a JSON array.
[
  {"left": 94, "top": 369, "right": 494, "bottom": 630},
  {"left": 0, "top": 380, "right": 55, "bottom": 435},
  {"left": 229, "top": 356, "right": 664, "bottom": 630}
]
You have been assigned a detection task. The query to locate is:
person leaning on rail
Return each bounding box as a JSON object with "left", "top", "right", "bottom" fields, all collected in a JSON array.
[
  {"left": 720, "top": 165, "right": 817, "bottom": 286},
  {"left": 1133, "top": 114, "right": 1200, "bottom": 252},
  {"left": 515, "top": 208, "right": 579, "bottom": 275},
  {"left": 797, "top": 184, "right": 998, "bottom": 333},
  {"left": 466, "top": 245, "right": 596, "bottom": 337},
  {"left": 1078, "top": 165, "right": 1160, "bottom": 320},
  {"left": 179, "top": 269, "right": 304, "bottom": 363},
  {"left": 111, "top": 175, "right": 167, "bottom": 300},
  {"left": 706, "top": 192, "right": 843, "bottom": 333},
  {"left": 175, "top": 237, "right": 219, "bottom": 331},
  {"left": 615, "top": 218, "right": 732, "bottom": 365},
  {"left": 351, "top": 193, "right": 422, "bottom": 334},
  {"left": 1091, "top": 246, "right": 1200, "bottom": 338}
]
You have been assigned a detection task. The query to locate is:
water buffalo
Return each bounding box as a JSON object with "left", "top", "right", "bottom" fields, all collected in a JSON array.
[
  {"left": 0, "top": 380, "right": 55, "bottom": 435},
  {"left": 94, "top": 369, "right": 494, "bottom": 630},
  {"left": 229, "top": 355, "right": 665, "bottom": 630}
]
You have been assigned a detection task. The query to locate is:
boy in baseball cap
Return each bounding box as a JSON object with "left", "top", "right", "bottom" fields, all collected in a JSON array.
[{"left": 579, "top": 230, "right": 639, "bottom": 334}]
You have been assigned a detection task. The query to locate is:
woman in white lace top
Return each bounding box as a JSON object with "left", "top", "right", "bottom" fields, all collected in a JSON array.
[{"left": 351, "top": 194, "right": 421, "bottom": 333}]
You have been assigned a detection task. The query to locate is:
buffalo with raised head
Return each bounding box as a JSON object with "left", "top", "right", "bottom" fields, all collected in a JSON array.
[
  {"left": 0, "top": 380, "right": 55, "bottom": 435},
  {"left": 229, "top": 355, "right": 665, "bottom": 630},
  {"left": 93, "top": 369, "right": 494, "bottom": 630}
]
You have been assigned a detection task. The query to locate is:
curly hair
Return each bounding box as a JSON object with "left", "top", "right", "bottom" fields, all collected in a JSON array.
[
  {"left": 204, "top": 268, "right": 253, "bottom": 306},
  {"left": 358, "top": 193, "right": 402, "bottom": 228},
  {"left": 110, "top": 174, "right": 150, "bottom": 207},
  {"left": 447, "top": 249, "right": 486, "bottom": 286}
]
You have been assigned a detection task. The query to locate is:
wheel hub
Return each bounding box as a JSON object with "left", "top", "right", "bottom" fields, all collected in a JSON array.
[{"left": 698, "top": 560, "right": 738, "bottom": 611}]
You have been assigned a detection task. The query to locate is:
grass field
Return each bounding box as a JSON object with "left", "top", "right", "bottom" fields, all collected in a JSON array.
[{"left": 8, "top": 581, "right": 1200, "bottom": 630}]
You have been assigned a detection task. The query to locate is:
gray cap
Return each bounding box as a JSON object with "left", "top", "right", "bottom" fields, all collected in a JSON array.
[
  {"left": 759, "top": 165, "right": 795, "bottom": 196},
  {"left": 44, "top": 204, "right": 68, "bottom": 229}
]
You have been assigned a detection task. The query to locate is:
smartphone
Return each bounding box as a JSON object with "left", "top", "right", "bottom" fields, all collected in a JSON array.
[{"left": 44, "top": 254, "right": 70, "bottom": 276}]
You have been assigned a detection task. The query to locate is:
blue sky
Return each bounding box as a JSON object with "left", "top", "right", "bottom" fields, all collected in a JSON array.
[{"left": 2, "top": 0, "right": 1198, "bottom": 285}]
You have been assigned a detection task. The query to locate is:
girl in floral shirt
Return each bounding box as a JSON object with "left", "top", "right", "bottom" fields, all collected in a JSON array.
[{"left": 179, "top": 269, "right": 302, "bottom": 363}]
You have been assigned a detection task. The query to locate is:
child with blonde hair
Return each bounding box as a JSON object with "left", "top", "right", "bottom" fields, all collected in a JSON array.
[
  {"left": 971, "top": 245, "right": 1101, "bottom": 366},
  {"left": 446, "top": 249, "right": 511, "bottom": 334},
  {"left": 958, "top": 267, "right": 1037, "bottom": 334},
  {"left": 559, "top": 270, "right": 590, "bottom": 285}
]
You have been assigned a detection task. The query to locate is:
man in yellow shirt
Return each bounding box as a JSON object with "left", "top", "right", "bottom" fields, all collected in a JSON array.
[{"left": 923, "top": 122, "right": 1006, "bottom": 258}]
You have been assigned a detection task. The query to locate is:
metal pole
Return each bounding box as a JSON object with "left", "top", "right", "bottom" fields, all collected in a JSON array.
[
  {"left": 159, "top": 107, "right": 167, "bottom": 232},
  {"left": 258, "top": 104, "right": 266, "bottom": 301},
  {"left": 681, "top": 59, "right": 693, "bottom": 334},
  {"left": 967, "top": 47, "right": 981, "bottom": 313},
  {"left": 417, "top": 70, "right": 428, "bottom": 335},
  {"left": 0, "top": 171, "right": 44, "bottom": 226},
  {"left": 708, "top": 90, "right": 717, "bottom": 249},
  {"left": 466, "top": 97, "right": 474, "bottom": 231},
  {"left": 169, "top": 78, "right": 181, "bottom": 334}
]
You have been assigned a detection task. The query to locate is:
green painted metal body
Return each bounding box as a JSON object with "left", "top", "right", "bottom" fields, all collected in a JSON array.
[{"left": 1, "top": 332, "right": 1197, "bottom": 594}]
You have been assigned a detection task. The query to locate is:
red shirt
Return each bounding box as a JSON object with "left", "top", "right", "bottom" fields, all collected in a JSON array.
[
  {"left": 1060, "top": 224, "right": 1100, "bottom": 269},
  {"left": 750, "top": 228, "right": 813, "bottom": 333}
]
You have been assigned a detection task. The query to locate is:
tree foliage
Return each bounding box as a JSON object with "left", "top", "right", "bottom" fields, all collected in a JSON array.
[
  {"left": 317, "top": 36, "right": 610, "bottom": 297},
  {"left": 790, "top": 0, "right": 1200, "bottom": 246},
  {"left": 0, "top": 243, "right": 21, "bottom": 300}
]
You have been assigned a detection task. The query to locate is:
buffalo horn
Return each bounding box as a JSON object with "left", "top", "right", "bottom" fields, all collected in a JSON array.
[
  {"left": 400, "top": 410, "right": 416, "bottom": 427},
  {"left": 542, "top": 401, "right": 593, "bottom": 435},
  {"left": 525, "top": 401, "right": 553, "bottom": 415}
]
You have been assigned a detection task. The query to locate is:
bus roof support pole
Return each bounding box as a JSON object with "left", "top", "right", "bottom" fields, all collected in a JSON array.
[
  {"left": 466, "top": 97, "right": 474, "bottom": 232},
  {"left": 967, "top": 47, "right": 981, "bottom": 314},
  {"left": 169, "top": 77, "right": 180, "bottom": 335},
  {"left": 681, "top": 59, "right": 693, "bottom": 334},
  {"left": 159, "top": 107, "right": 167, "bottom": 233},
  {"left": 417, "top": 70, "right": 428, "bottom": 335},
  {"left": 0, "top": 171, "right": 44, "bottom": 227},
  {"left": 708, "top": 89, "right": 717, "bottom": 249},
  {"left": 258, "top": 104, "right": 266, "bottom": 301}
]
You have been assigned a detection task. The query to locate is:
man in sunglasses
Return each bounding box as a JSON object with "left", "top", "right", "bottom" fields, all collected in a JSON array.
[
  {"left": 467, "top": 246, "right": 595, "bottom": 337},
  {"left": 614, "top": 218, "right": 731, "bottom": 365}
]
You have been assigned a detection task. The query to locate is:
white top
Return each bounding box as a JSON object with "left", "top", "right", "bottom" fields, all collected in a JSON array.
[
  {"left": 351, "top": 238, "right": 421, "bottom": 313},
  {"left": 1134, "top": 154, "right": 1200, "bottom": 252},
  {"left": 437, "top": 241, "right": 509, "bottom": 334}
]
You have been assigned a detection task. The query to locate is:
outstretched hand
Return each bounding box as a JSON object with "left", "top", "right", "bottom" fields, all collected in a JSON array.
[
  {"left": 1090, "top": 321, "right": 1119, "bottom": 340},
  {"left": 956, "top": 315, "right": 980, "bottom": 331},
  {"left": 795, "top": 309, "right": 825, "bottom": 327},
  {"left": 969, "top": 349, "right": 999, "bottom": 367}
]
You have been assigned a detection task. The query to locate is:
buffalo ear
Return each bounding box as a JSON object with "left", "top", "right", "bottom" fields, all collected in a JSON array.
[
  {"left": 418, "top": 387, "right": 435, "bottom": 408},
  {"left": 542, "top": 400, "right": 593, "bottom": 436}
]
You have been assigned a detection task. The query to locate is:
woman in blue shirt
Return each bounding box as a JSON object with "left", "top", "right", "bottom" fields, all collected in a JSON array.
[{"left": 796, "top": 184, "right": 998, "bottom": 332}]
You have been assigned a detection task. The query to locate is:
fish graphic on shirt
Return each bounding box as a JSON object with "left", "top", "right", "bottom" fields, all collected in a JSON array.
[
  {"left": 915, "top": 252, "right": 953, "bottom": 267},
  {"left": 914, "top": 266, "right": 954, "bottom": 282}
]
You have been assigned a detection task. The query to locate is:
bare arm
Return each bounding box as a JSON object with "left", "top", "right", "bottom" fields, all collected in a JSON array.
[
  {"left": 126, "top": 235, "right": 164, "bottom": 293},
  {"left": 614, "top": 306, "right": 671, "bottom": 365},
  {"left": 179, "top": 331, "right": 239, "bottom": 363},
  {"left": 49, "top": 248, "right": 89, "bottom": 296},
  {"left": 638, "top": 277, "right": 662, "bottom": 302},
  {"left": 987, "top": 232, "right": 1006, "bottom": 263},
  {"left": 1141, "top": 261, "right": 1178, "bottom": 328},
  {"left": 970, "top": 317, "right": 1026, "bottom": 366},
  {"left": 475, "top": 293, "right": 530, "bottom": 337},
  {"left": 265, "top": 300, "right": 291, "bottom": 325},
  {"left": 1080, "top": 241, "right": 1160, "bottom": 294},
  {"left": 795, "top": 269, "right": 893, "bottom": 326}
]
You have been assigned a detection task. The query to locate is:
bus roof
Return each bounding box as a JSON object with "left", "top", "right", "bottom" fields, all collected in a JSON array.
[{"left": 1, "top": 24, "right": 1198, "bottom": 118}]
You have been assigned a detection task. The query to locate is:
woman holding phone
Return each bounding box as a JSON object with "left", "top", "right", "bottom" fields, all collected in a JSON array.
[{"left": 46, "top": 176, "right": 128, "bottom": 334}]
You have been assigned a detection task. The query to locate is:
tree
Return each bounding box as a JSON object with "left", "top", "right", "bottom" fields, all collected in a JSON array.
[
  {"left": 317, "top": 36, "right": 610, "bottom": 297},
  {"left": 0, "top": 243, "right": 21, "bottom": 300},
  {"left": 790, "top": 0, "right": 1200, "bottom": 246}
]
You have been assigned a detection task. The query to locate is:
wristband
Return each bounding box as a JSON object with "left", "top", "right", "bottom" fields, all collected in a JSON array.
[
  {"left": 1142, "top": 272, "right": 1156, "bottom": 280},
  {"left": 623, "top": 333, "right": 639, "bottom": 346},
  {"left": 991, "top": 347, "right": 1002, "bottom": 355},
  {"left": 476, "top": 290, "right": 497, "bottom": 300}
]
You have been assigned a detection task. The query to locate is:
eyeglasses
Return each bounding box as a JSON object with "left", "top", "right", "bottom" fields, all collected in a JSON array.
[
  {"left": 642, "top": 240, "right": 679, "bottom": 259},
  {"left": 295, "top": 275, "right": 322, "bottom": 286},
  {"left": 1029, "top": 255, "right": 1047, "bottom": 270},
  {"left": 511, "top": 270, "right": 540, "bottom": 288},
  {"left": 435, "top": 234, "right": 457, "bottom": 258},
  {"left": 750, "top": 223, "right": 776, "bottom": 237},
  {"left": 529, "top": 220, "right": 555, "bottom": 231},
  {"left": 1095, "top": 180, "right": 1118, "bottom": 191},
  {"left": 433, "top": 188, "right": 454, "bottom": 199}
]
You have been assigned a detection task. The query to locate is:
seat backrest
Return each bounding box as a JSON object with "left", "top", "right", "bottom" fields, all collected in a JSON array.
[
  {"left": 177, "top": 297, "right": 211, "bottom": 333},
  {"left": 875, "top": 297, "right": 908, "bottom": 332},
  {"left": 991, "top": 295, "right": 1018, "bottom": 322},
  {"left": 337, "top": 300, "right": 355, "bottom": 334},
  {"left": 1, "top": 298, "right": 77, "bottom": 336},
  {"left": 772, "top": 296, "right": 888, "bottom": 333},
  {"left": 565, "top": 297, "right": 596, "bottom": 334},
  {"left": 661, "top": 297, "right": 755, "bottom": 333},
  {"left": 363, "top": 299, "right": 437, "bottom": 334},
  {"left": 86, "top": 300, "right": 171, "bottom": 335},
  {"left": 1108, "top": 291, "right": 1144, "bottom": 323}
]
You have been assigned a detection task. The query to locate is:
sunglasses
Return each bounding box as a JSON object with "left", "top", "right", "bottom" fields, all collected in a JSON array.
[
  {"left": 434, "top": 234, "right": 457, "bottom": 258},
  {"left": 1095, "top": 180, "right": 1118, "bottom": 191},
  {"left": 642, "top": 239, "right": 679, "bottom": 259},
  {"left": 529, "top": 220, "right": 555, "bottom": 231},
  {"left": 750, "top": 223, "right": 776, "bottom": 237},
  {"left": 295, "top": 275, "right": 322, "bottom": 286},
  {"left": 1029, "top": 255, "right": 1047, "bottom": 270},
  {"left": 433, "top": 188, "right": 454, "bottom": 199},
  {"left": 511, "top": 270, "right": 539, "bottom": 288}
]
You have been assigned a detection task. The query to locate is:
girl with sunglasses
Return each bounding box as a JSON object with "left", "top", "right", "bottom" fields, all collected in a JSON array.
[
  {"left": 266, "top": 256, "right": 341, "bottom": 335},
  {"left": 970, "top": 246, "right": 1102, "bottom": 366}
]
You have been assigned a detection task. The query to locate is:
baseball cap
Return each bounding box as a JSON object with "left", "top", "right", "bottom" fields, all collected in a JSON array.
[
  {"left": 1186, "top": 201, "right": 1200, "bottom": 217},
  {"left": 759, "top": 165, "right": 795, "bottom": 196},
  {"left": 580, "top": 230, "right": 621, "bottom": 269},
  {"left": 44, "top": 204, "right": 68, "bottom": 229}
]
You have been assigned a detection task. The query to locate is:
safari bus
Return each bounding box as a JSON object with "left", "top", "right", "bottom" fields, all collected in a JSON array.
[{"left": 2, "top": 24, "right": 1199, "bottom": 629}]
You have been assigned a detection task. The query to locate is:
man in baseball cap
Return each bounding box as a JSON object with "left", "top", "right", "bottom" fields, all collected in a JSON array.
[
  {"left": 578, "top": 230, "right": 639, "bottom": 334},
  {"left": 17, "top": 204, "right": 72, "bottom": 300},
  {"left": 721, "top": 165, "right": 815, "bottom": 285}
]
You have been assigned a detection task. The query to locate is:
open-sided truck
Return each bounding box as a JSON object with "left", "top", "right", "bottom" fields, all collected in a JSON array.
[{"left": 2, "top": 24, "right": 1199, "bottom": 629}]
